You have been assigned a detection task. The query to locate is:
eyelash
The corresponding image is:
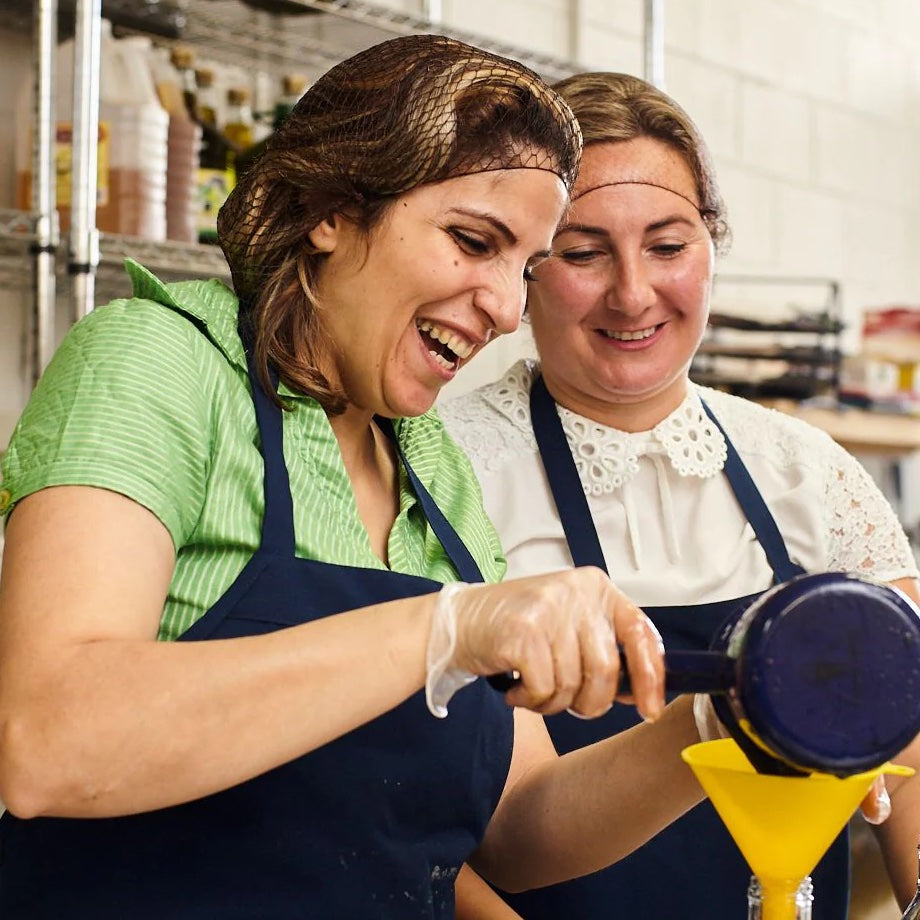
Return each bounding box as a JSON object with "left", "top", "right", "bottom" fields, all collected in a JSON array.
[
  {"left": 450, "top": 228, "right": 539, "bottom": 282},
  {"left": 450, "top": 228, "right": 488, "bottom": 253},
  {"left": 652, "top": 243, "right": 687, "bottom": 257},
  {"left": 558, "top": 249, "right": 600, "bottom": 263},
  {"left": 558, "top": 243, "right": 688, "bottom": 262}
]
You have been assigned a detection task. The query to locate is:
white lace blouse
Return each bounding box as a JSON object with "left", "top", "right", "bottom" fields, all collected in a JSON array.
[{"left": 438, "top": 360, "right": 919, "bottom": 606}]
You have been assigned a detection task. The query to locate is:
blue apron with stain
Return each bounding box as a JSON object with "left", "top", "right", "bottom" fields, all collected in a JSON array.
[
  {"left": 501, "top": 376, "right": 848, "bottom": 920},
  {"left": 0, "top": 357, "right": 513, "bottom": 919}
]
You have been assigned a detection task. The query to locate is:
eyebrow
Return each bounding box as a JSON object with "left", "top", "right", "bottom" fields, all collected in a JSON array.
[
  {"left": 449, "top": 207, "right": 552, "bottom": 260},
  {"left": 556, "top": 214, "right": 697, "bottom": 237}
]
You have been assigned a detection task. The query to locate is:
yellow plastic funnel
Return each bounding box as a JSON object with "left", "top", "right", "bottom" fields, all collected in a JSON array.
[{"left": 682, "top": 739, "right": 913, "bottom": 920}]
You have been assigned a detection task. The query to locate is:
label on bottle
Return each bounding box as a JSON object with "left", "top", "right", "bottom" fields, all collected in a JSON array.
[
  {"left": 17, "top": 121, "right": 111, "bottom": 210},
  {"left": 195, "top": 166, "right": 235, "bottom": 241},
  {"left": 53, "top": 121, "right": 111, "bottom": 208}
]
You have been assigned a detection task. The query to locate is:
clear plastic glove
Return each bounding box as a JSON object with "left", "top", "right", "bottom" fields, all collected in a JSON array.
[
  {"left": 692, "top": 693, "right": 730, "bottom": 743},
  {"left": 426, "top": 567, "right": 665, "bottom": 720},
  {"left": 859, "top": 775, "right": 891, "bottom": 825}
]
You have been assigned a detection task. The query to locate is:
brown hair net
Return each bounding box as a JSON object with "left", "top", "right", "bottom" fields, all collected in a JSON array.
[
  {"left": 218, "top": 33, "right": 582, "bottom": 412},
  {"left": 552, "top": 72, "right": 730, "bottom": 254}
]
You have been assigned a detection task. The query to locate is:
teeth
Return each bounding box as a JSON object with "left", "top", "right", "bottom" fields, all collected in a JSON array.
[
  {"left": 429, "top": 350, "right": 456, "bottom": 370},
  {"left": 417, "top": 321, "right": 474, "bottom": 360},
  {"left": 602, "top": 326, "right": 658, "bottom": 341}
]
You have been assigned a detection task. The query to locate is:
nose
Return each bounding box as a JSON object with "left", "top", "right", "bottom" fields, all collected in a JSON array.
[
  {"left": 609, "top": 254, "right": 656, "bottom": 316},
  {"left": 472, "top": 270, "right": 527, "bottom": 337}
]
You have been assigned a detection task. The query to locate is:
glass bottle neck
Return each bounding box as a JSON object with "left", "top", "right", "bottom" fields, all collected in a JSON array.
[{"left": 747, "top": 876, "right": 814, "bottom": 920}]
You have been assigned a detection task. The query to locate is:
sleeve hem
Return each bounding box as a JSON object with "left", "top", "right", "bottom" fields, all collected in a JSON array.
[{"left": 5, "top": 461, "right": 186, "bottom": 550}]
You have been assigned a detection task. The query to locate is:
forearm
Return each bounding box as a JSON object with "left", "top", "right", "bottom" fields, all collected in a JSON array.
[
  {"left": 873, "top": 732, "right": 920, "bottom": 908},
  {"left": 0, "top": 596, "right": 432, "bottom": 819},
  {"left": 455, "top": 865, "right": 522, "bottom": 920},
  {"left": 476, "top": 695, "right": 703, "bottom": 892}
]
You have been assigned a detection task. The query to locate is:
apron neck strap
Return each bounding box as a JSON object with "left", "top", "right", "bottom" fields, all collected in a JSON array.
[
  {"left": 247, "top": 355, "right": 297, "bottom": 554},
  {"left": 376, "top": 417, "right": 485, "bottom": 584}
]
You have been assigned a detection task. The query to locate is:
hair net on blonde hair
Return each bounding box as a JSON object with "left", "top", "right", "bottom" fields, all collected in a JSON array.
[
  {"left": 552, "top": 71, "right": 730, "bottom": 254},
  {"left": 218, "top": 34, "right": 582, "bottom": 412}
]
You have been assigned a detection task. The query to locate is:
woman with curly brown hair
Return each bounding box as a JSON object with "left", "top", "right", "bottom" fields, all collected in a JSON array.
[{"left": 0, "top": 37, "right": 712, "bottom": 918}]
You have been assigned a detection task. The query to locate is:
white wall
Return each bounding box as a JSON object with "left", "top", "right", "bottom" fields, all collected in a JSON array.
[
  {"left": 434, "top": 0, "right": 920, "bottom": 397},
  {"left": 3, "top": 0, "right": 920, "bottom": 411}
]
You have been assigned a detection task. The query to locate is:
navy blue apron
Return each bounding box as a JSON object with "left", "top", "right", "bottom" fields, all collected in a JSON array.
[
  {"left": 0, "top": 356, "right": 514, "bottom": 919},
  {"left": 501, "top": 375, "right": 848, "bottom": 920}
]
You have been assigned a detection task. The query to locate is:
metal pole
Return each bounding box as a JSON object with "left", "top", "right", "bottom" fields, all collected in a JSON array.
[
  {"left": 30, "top": 0, "right": 59, "bottom": 385},
  {"left": 69, "top": 0, "right": 101, "bottom": 321},
  {"left": 422, "top": 0, "right": 442, "bottom": 24},
  {"left": 568, "top": 0, "right": 583, "bottom": 64},
  {"left": 643, "top": 0, "right": 665, "bottom": 89}
]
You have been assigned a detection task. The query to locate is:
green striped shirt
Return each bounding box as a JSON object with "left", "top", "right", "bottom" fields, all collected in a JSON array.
[{"left": 1, "top": 260, "right": 505, "bottom": 639}]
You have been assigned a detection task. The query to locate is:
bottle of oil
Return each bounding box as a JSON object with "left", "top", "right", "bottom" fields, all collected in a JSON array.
[
  {"left": 223, "top": 87, "right": 255, "bottom": 153},
  {"left": 235, "top": 72, "right": 307, "bottom": 181},
  {"left": 902, "top": 840, "right": 920, "bottom": 919},
  {"left": 191, "top": 66, "right": 235, "bottom": 244},
  {"left": 169, "top": 46, "right": 199, "bottom": 123},
  {"left": 271, "top": 73, "right": 308, "bottom": 131}
]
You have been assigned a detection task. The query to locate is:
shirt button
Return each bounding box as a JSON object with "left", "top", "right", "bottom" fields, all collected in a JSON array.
[{"left": 0, "top": 489, "right": 12, "bottom": 512}]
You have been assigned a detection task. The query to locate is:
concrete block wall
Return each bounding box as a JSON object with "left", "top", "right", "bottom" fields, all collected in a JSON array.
[
  {"left": 432, "top": 0, "right": 920, "bottom": 396},
  {"left": 2, "top": 0, "right": 920, "bottom": 416}
]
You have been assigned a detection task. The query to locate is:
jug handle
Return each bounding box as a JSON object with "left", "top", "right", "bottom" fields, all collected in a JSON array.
[{"left": 487, "top": 649, "right": 737, "bottom": 695}]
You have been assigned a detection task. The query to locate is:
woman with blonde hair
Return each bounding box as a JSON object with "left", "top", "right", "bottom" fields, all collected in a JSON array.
[{"left": 442, "top": 71, "right": 920, "bottom": 919}]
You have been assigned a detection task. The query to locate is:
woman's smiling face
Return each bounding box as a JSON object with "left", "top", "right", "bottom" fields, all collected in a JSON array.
[
  {"left": 526, "top": 137, "right": 715, "bottom": 429},
  {"left": 308, "top": 166, "right": 567, "bottom": 419}
]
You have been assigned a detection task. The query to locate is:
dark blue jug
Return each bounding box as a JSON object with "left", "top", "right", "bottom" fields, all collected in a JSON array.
[{"left": 492, "top": 572, "right": 920, "bottom": 777}]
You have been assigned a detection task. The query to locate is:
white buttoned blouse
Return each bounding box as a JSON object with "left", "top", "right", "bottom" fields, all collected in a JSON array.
[{"left": 439, "top": 360, "right": 918, "bottom": 605}]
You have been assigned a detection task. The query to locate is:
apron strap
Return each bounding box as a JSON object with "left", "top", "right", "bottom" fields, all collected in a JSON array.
[
  {"left": 246, "top": 358, "right": 485, "bottom": 585},
  {"left": 530, "top": 374, "right": 804, "bottom": 584},
  {"left": 699, "top": 401, "right": 804, "bottom": 584},
  {"left": 376, "top": 417, "right": 485, "bottom": 584},
  {"left": 247, "top": 355, "right": 297, "bottom": 555},
  {"left": 530, "top": 375, "right": 609, "bottom": 572}
]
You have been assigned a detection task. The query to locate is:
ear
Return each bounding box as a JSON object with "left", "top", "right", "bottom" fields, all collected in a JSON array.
[{"left": 307, "top": 215, "right": 339, "bottom": 253}]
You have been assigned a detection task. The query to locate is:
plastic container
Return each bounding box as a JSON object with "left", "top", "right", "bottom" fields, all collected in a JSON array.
[
  {"left": 151, "top": 44, "right": 201, "bottom": 244},
  {"left": 15, "top": 20, "right": 169, "bottom": 240}
]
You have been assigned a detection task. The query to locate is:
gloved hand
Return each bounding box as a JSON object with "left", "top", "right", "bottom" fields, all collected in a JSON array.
[
  {"left": 426, "top": 566, "right": 665, "bottom": 720},
  {"left": 859, "top": 776, "right": 891, "bottom": 825},
  {"left": 692, "top": 692, "right": 730, "bottom": 742}
]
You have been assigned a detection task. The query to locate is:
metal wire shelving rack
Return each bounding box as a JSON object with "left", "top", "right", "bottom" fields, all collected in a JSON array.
[{"left": 9, "top": 0, "right": 664, "bottom": 386}]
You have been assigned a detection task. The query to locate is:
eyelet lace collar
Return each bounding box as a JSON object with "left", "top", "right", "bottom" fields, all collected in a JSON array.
[{"left": 483, "top": 360, "right": 728, "bottom": 496}]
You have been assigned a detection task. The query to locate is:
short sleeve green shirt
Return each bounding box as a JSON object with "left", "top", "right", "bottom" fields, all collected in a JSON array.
[{"left": 1, "top": 260, "right": 505, "bottom": 639}]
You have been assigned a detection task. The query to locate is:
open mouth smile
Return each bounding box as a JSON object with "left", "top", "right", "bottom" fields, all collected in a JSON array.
[{"left": 417, "top": 320, "right": 475, "bottom": 370}]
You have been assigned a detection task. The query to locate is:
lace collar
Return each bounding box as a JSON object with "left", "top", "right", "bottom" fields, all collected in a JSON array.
[{"left": 483, "top": 360, "right": 728, "bottom": 495}]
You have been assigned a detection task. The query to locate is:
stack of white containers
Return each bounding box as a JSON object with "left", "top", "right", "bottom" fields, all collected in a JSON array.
[
  {"left": 113, "top": 34, "right": 169, "bottom": 241},
  {"left": 15, "top": 19, "right": 169, "bottom": 241}
]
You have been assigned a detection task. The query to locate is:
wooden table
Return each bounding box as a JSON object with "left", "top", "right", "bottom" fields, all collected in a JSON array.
[
  {"left": 763, "top": 400, "right": 920, "bottom": 457},
  {"left": 762, "top": 400, "right": 920, "bottom": 534}
]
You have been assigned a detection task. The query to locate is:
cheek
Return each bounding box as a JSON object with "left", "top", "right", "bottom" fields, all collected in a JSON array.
[
  {"left": 663, "top": 262, "right": 712, "bottom": 320},
  {"left": 530, "top": 265, "right": 602, "bottom": 318}
]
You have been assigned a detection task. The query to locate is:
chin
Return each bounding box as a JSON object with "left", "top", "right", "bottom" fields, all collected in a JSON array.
[{"left": 388, "top": 388, "right": 439, "bottom": 420}]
